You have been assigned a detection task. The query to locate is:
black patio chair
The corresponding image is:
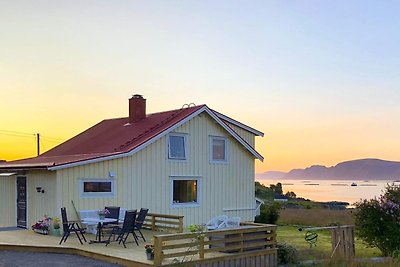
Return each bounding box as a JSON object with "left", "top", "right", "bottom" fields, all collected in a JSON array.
[
  {"left": 102, "top": 206, "right": 121, "bottom": 238},
  {"left": 59, "top": 207, "right": 87, "bottom": 245},
  {"left": 134, "top": 208, "right": 149, "bottom": 242},
  {"left": 106, "top": 210, "right": 139, "bottom": 248},
  {"left": 105, "top": 206, "right": 120, "bottom": 224}
]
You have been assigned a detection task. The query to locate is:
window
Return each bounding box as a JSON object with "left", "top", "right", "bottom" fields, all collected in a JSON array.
[
  {"left": 168, "top": 133, "right": 187, "bottom": 160},
  {"left": 84, "top": 181, "right": 111, "bottom": 192},
  {"left": 171, "top": 177, "right": 200, "bottom": 207},
  {"left": 80, "top": 179, "right": 115, "bottom": 198},
  {"left": 211, "top": 137, "right": 227, "bottom": 162}
]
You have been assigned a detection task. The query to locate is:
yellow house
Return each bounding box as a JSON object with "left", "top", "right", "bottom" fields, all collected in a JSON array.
[{"left": 0, "top": 95, "right": 264, "bottom": 229}]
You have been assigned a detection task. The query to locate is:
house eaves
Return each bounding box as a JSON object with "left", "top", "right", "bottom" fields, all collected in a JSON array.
[{"left": 212, "top": 109, "right": 264, "bottom": 137}]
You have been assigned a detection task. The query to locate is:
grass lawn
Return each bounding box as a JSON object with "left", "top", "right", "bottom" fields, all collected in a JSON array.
[{"left": 277, "top": 225, "right": 383, "bottom": 261}]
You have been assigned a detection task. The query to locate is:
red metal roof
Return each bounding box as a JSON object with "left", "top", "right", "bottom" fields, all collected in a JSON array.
[
  {"left": 0, "top": 105, "right": 205, "bottom": 169},
  {"left": 0, "top": 104, "right": 264, "bottom": 170}
]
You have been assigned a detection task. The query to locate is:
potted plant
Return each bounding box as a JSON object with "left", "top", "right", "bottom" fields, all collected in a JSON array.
[
  {"left": 31, "top": 215, "right": 50, "bottom": 235},
  {"left": 145, "top": 244, "right": 154, "bottom": 260},
  {"left": 98, "top": 208, "right": 110, "bottom": 220},
  {"left": 52, "top": 217, "right": 61, "bottom": 236}
]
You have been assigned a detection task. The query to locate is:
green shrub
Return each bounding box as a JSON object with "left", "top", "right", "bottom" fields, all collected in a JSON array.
[
  {"left": 255, "top": 202, "right": 281, "bottom": 224},
  {"left": 277, "top": 242, "right": 298, "bottom": 265},
  {"left": 354, "top": 183, "right": 400, "bottom": 256},
  {"left": 255, "top": 182, "right": 275, "bottom": 201},
  {"left": 392, "top": 249, "right": 400, "bottom": 262}
]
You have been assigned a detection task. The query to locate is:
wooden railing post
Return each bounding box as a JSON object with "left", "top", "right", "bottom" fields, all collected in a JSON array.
[
  {"left": 153, "top": 236, "right": 163, "bottom": 266},
  {"left": 152, "top": 215, "right": 156, "bottom": 231},
  {"left": 178, "top": 217, "right": 184, "bottom": 233},
  {"left": 240, "top": 233, "right": 244, "bottom": 253},
  {"left": 199, "top": 235, "right": 205, "bottom": 259}
]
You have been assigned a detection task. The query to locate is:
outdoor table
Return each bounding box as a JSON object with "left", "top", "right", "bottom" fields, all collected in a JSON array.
[{"left": 82, "top": 217, "right": 119, "bottom": 244}]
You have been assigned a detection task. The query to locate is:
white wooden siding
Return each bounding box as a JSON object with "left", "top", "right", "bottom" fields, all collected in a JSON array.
[
  {"left": 0, "top": 176, "right": 16, "bottom": 227},
  {"left": 57, "top": 112, "right": 256, "bottom": 226},
  {"left": 224, "top": 122, "right": 256, "bottom": 148}
]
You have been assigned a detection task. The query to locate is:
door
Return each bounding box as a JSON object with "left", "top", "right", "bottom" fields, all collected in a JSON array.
[{"left": 16, "top": 176, "right": 27, "bottom": 228}]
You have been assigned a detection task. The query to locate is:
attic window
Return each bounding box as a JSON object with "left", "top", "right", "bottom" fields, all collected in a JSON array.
[
  {"left": 168, "top": 133, "right": 187, "bottom": 160},
  {"left": 210, "top": 136, "right": 227, "bottom": 162}
]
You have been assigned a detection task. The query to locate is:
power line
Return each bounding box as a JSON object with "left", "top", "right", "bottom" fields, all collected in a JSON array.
[
  {"left": 0, "top": 130, "right": 35, "bottom": 137},
  {"left": 1, "top": 130, "right": 66, "bottom": 157},
  {"left": 0, "top": 132, "right": 36, "bottom": 139},
  {"left": 41, "top": 138, "right": 63, "bottom": 144},
  {"left": 0, "top": 130, "right": 65, "bottom": 142},
  {"left": 40, "top": 135, "right": 65, "bottom": 142}
]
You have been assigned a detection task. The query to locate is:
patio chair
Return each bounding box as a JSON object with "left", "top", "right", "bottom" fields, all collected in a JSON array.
[
  {"left": 106, "top": 210, "right": 139, "bottom": 248},
  {"left": 105, "top": 206, "right": 120, "bottom": 224},
  {"left": 206, "top": 215, "right": 228, "bottom": 230},
  {"left": 102, "top": 206, "right": 121, "bottom": 238},
  {"left": 134, "top": 208, "right": 149, "bottom": 242},
  {"left": 220, "top": 216, "right": 241, "bottom": 228},
  {"left": 59, "top": 207, "right": 87, "bottom": 245}
]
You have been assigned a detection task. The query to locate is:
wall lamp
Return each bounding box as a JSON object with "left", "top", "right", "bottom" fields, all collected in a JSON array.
[{"left": 36, "top": 186, "right": 45, "bottom": 193}]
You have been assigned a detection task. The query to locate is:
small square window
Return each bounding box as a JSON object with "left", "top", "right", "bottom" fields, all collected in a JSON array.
[
  {"left": 171, "top": 177, "right": 200, "bottom": 207},
  {"left": 211, "top": 137, "right": 227, "bottom": 161},
  {"left": 168, "top": 134, "right": 186, "bottom": 160},
  {"left": 173, "top": 180, "right": 197, "bottom": 203}
]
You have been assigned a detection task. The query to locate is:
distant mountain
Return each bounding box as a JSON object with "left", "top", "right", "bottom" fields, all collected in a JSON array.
[
  {"left": 257, "top": 158, "right": 400, "bottom": 180},
  {"left": 257, "top": 171, "right": 287, "bottom": 179}
]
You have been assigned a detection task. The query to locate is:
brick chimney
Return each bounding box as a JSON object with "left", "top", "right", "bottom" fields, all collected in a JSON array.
[{"left": 129, "top": 94, "right": 146, "bottom": 123}]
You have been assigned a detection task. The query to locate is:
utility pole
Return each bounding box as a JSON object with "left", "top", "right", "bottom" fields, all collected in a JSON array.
[{"left": 36, "top": 133, "right": 40, "bottom": 156}]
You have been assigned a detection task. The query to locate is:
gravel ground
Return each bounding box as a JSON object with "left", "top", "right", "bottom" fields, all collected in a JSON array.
[{"left": 0, "top": 251, "right": 123, "bottom": 267}]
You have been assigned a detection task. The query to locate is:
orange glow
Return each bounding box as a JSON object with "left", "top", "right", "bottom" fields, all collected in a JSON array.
[{"left": 1, "top": 2, "right": 399, "bottom": 173}]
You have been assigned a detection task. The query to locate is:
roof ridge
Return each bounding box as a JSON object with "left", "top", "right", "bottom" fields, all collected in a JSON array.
[
  {"left": 102, "top": 105, "right": 205, "bottom": 122},
  {"left": 115, "top": 105, "right": 203, "bottom": 152}
]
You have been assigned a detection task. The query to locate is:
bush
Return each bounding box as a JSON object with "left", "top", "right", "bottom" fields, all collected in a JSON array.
[
  {"left": 354, "top": 183, "right": 400, "bottom": 256},
  {"left": 255, "top": 202, "right": 281, "bottom": 224},
  {"left": 277, "top": 242, "right": 298, "bottom": 265}
]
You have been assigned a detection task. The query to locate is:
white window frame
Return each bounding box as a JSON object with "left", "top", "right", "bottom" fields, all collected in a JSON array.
[
  {"left": 79, "top": 178, "right": 116, "bottom": 198},
  {"left": 170, "top": 176, "right": 201, "bottom": 208},
  {"left": 167, "top": 133, "right": 188, "bottom": 160},
  {"left": 210, "top": 136, "right": 228, "bottom": 163}
]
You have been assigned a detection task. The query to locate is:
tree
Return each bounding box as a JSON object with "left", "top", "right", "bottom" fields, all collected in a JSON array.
[
  {"left": 285, "top": 191, "right": 297, "bottom": 199},
  {"left": 354, "top": 183, "right": 400, "bottom": 256},
  {"left": 270, "top": 182, "right": 283, "bottom": 195},
  {"left": 255, "top": 182, "right": 275, "bottom": 200}
]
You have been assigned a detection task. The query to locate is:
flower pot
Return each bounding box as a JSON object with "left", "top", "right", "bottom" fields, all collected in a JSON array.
[
  {"left": 53, "top": 228, "right": 61, "bottom": 236},
  {"left": 146, "top": 252, "right": 154, "bottom": 260}
]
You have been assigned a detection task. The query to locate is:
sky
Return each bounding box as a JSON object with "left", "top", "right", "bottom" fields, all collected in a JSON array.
[{"left": 1, "top": 1, "right": 400, "bottom": 173}]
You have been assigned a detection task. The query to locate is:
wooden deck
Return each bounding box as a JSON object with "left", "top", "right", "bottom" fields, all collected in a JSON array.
[
  {"left": 0, "top": 228, "right": 156, "bottom": 266},
  {"left": 0, "top": 221, "right": 278, "bottom": 267}
]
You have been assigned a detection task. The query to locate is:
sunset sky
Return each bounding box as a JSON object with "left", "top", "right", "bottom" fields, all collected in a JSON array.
[{"left": 1, "top": 1, "right": 399, "bottom": 173}]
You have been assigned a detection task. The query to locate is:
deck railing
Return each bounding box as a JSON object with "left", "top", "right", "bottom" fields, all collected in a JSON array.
[
  {"left": 143, "top": 213, "right": 184, "bottom": 233},
  {"left": 153, "top": 222, "right": 277, "bottom": 266}
]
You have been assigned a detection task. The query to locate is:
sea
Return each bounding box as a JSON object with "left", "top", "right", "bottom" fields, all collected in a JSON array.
[{"left": 255, "top": 179, "right": 400, "bottom": 205}]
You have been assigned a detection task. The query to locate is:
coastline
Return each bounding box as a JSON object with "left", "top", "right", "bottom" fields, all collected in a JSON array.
[{"left": 256, "top": 179, "right": 395, "bottom": 203}]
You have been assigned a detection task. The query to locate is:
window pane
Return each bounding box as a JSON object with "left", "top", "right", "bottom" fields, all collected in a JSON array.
[
  {"left": 212, "top": 139, "right": 226, "bottom": 160},
  {"left": 173, "top": 180, "right": 197, "bottom": 203},
  {"left": 83, "top": 182, "right": 112, "bottom": 193},
  {"left": 169, "top": 135, "right": 185, "bottom": 159}
]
